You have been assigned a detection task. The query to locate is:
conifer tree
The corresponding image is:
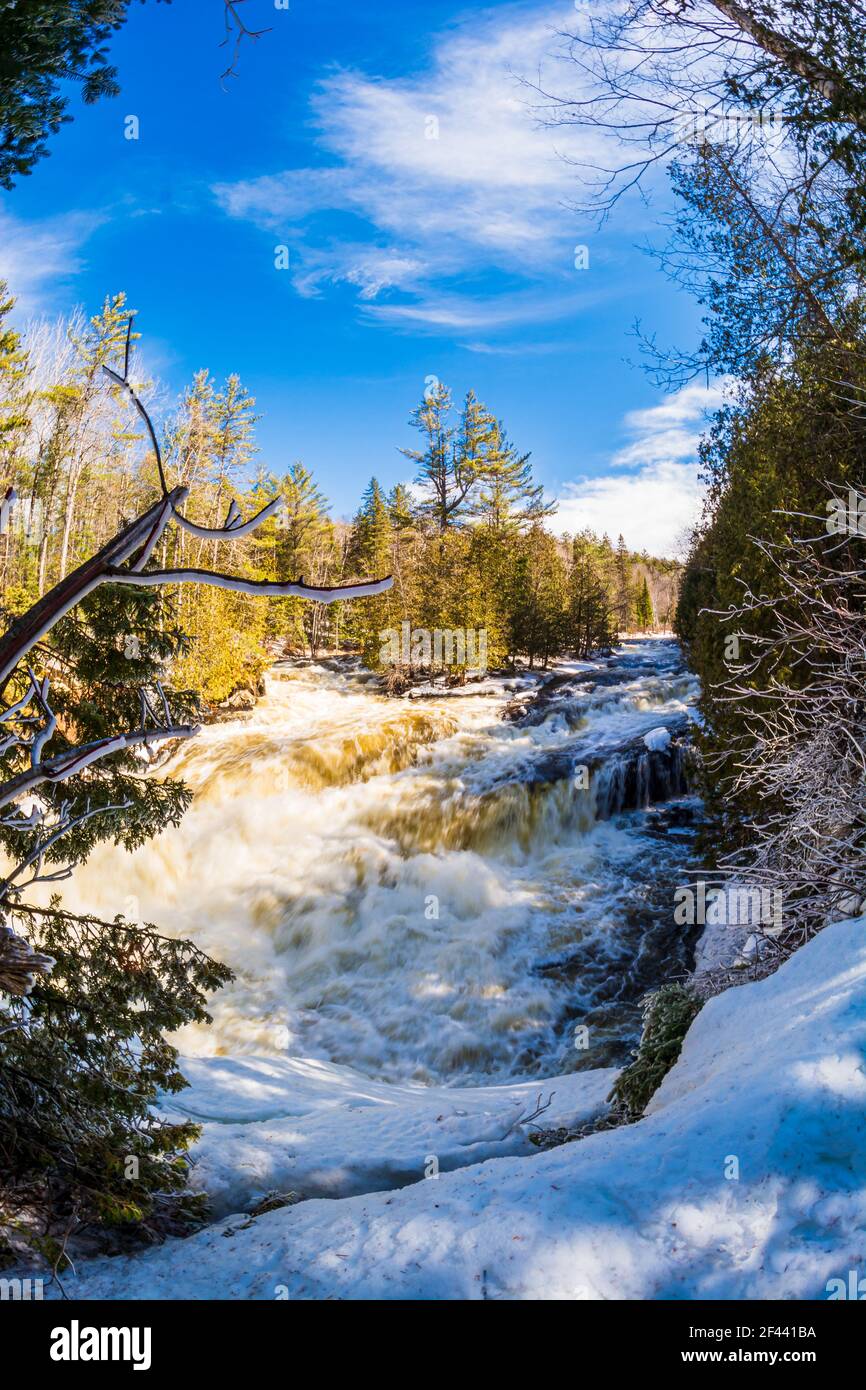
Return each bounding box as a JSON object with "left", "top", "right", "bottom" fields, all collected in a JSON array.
[
  {"left": 164, "top": 370, "right": 268, "bottom": 696},
  {"left": 0, "top": 282, "right": 28, "bottom": 456},
  {"left": 508, "top": 526, "right": 568, "bottom": 669},
  {"left": 387, "top": 482, "right": 414, "bottom": 532},
  {"left": 0, "top": 1, "right": 143, "bottom": 188},
  {"left": 568, "top": 530, "right": 615, "bottom": 656},
  {"left": 635, "top": 575, "right": 654, "bottom": 631},
  {"left": 401, "top": 382, "right": 480, "bottom": 533},
  {"left": 349, "top": 478, "right": 398, "bottom": 667},
  {"left": 614, "top": 533, "right": 634, "bottom": 633},
  {"left": 472, "top": 417, "right": 554, "bottom": 532}
]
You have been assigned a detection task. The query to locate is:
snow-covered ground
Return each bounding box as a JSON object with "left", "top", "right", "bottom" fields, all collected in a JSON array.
[
  {"left": 168, "top": 1056, "right": 616, "bottom": 1215},
  {"left": 35, "top": 917, "right": 866, "bottom": 1300}
]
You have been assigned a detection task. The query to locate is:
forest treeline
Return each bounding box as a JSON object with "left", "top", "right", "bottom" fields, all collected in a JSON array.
[{"left": 0, "top": 284, "right": 679, "bottom": 702}]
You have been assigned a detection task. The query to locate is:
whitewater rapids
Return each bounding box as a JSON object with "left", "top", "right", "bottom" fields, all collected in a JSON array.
[{"left": 57, "top": 638, "right": 700, "bottom": 1086}]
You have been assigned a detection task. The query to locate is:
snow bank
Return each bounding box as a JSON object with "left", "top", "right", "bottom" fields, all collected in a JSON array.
[
  {"left": 643, "top": 726, "right": 672, "bottom": 753},
  {"left": 40, "top": 918, "right": 866, "bottom": 1300},
  {"left": 167, "top": 1056, "right": 616, "bottom": 1215}
]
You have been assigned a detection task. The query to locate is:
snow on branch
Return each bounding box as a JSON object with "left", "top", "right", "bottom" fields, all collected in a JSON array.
[
  {"left": 0, "top": 663, "right": 200, "bottom": 921},
  {"left": 0, "top": 796, "right": 133, "bottom": 898},
  {"left": 0, "top": 315, "right": 391, "bottom": 694},
  {"left": 105, "top": 567, "right": 395, "bottom": 603},
  {"left": 705, "top": 481, "right": 866, "bottom": 942},
  {"left": 0, "top": 315, "right": 391, "bottom": 952}
]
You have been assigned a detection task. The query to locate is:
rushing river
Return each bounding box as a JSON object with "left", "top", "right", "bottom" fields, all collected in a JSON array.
[{"left": 60, "top": 637, "right": 702, "bottom": 1085}]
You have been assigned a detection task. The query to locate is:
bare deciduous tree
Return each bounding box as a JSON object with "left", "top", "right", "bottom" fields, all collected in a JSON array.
[
  {"left": 532, "top": 1, "right": 866, "bottom": 383},
  {"left": 707, "top": 481, "right": 866, "bottom": 942}
]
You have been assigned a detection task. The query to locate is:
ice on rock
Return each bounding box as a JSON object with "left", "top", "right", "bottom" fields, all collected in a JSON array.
[{"left": 643, "top": 726, "right": 672, "bottom": 752}]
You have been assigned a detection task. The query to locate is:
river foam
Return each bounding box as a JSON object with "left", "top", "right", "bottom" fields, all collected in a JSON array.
[{"left": 56, "top": 638, "right": 700, "bottom": 1084}]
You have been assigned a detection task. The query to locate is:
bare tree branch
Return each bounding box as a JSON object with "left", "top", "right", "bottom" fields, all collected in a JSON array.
[{"left": 0, "top": 315, "right": 393, "bottom": 944}]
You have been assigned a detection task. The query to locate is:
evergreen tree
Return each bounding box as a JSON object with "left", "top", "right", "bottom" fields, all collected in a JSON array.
[
  {"left": 635, "top": 575, "right": 654, "bottom": 631},
  {"left": 400, "top": 382, "right": 479, "bottom": 533},
  {"left": 349, "top": 478, "right": 398, "bottom": 668},
  {"left": 166, "top": 370, "right": 268, "bottom": 698},
  {"left": 472, "top": 417, "right": 554, "bottom": 532},
  {"left": 208, "top": 374, "right": 259, "bottom": 513},
  {"left": 0, "top": 580, "right": 232, "bottom": 1263},
  {"left": 614, "top": 533, "right": 634, "bottom": 632},
  {"left": 0, "top": 1, "right": 146, "bottom": 188},
  {"left": 0, "top": 282, "right": 28, "bottom": 456},
  {"left": 387, "top": 482, "right": 414, "bottom": 532},
  {"left": 568, "top": 530, "right": 615, "bottom": 656},
  {"left": 508, "top": 526, "right": 568, "bottom": 669},
  {"left": 351, "top": 478, "right": 392, "bottom": 577}
]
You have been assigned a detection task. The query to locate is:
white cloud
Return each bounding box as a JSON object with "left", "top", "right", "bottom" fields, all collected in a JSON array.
[
  {"left": 611, "top": 378, "right": 731, "bottom": 468},
  {"left": 551, "top": 380, "right": 730, "bottom": 556},
  {"left": 362, "top": 284, "right": 610, "bottom": 333},
  {"left": 0, "top": 205, "right": 103, "bottom": 315},
  {"left": 213, "top": 2, "right": 644, "bottom": 333},
  {"left": 554, "top": 459, "right": 704, "bottom": 558}
]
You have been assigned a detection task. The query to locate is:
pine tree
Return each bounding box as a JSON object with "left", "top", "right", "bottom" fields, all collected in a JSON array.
[
  {"left": 388, "top": 482, "right": 414, "bottom": 532},
  {"left": 349, "top": 478, "right": 397, "bottom": 667},
  {"left": 0, "top": 282, "right": 28, "bottom": 454},
  {"left": 351, "top": 478, "right": 391, "bottom": 576},
  {"left": 0, "top": 1, "right": 138, "bottom": 188},
  {"left": 208, "top": 374, "right": 259, "bottom": 513},
  {"left": 635, "top": 574, "right": 654, "bottom": 631},
  {"left": 166, "top": 371, "right": 269, "bottom": 697},
  {"left": 167, "top": 369, "right": 217, "bottom": 499},
  {"left": 472, "top": 416, "right": 554, "bottom": 532},
  {"left": 400, "top": 382, "right": 478, "bottom": 533},
  {"left": 508, "top": 526, "right": 568, "bottom": 669},
  {"left": 568, "top": 530, "right": 615, "bottom": 656},
  {"left": 614, "top": 533, "right": 634, "bottom": 633}
]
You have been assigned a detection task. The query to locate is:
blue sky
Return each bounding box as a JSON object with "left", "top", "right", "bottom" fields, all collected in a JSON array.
[{"left": 0, "top": 0, "right": 721, "bottom": 555}]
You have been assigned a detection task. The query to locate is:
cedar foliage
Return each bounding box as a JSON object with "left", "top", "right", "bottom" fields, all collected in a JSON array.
[
  {"left": 0, "top": 904, "right": 231, "bottom": 1268},
  {"left": 0, "top": 1, "right": 170, "bottom": 188},
  {"left": 0, "top": 581, "right": 232, "bottom": 1267},
  {"left": 607, "top": 983, "right": 702, "bottom": 1121}
]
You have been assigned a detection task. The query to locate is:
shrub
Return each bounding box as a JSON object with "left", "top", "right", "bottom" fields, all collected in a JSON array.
[
  {"left": 0, "top": 902, "right": 232, "bottom": 1271},
  {"left": 608, "top": 982, "right": 702, "bottom": 1120}
]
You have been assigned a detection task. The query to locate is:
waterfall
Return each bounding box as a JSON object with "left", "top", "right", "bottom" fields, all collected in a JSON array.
[{"left": 46, "top": 639, "right": 701, "bottom": 1082}]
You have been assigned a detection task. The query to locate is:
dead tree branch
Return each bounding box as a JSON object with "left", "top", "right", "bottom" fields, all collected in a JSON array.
[{"left": 0, "top": 316, "right": 392, "bottom": 958}]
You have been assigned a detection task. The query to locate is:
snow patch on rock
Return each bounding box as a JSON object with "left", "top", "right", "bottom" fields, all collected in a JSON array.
[{"left": 643, "top": 726, "right": 672, "bottom": 752}]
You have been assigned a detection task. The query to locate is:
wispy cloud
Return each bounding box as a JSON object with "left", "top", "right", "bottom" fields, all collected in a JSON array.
[
  {"left": 0, "top": 205, "right": 104, "bottom": 316},
  {"left": 362, "top": 284, "right": 611, "bottom": 333},
  {"left": 213, "top": 2, "right": 637, "bottom": 335},
  {"left": 612, "top": 380, "right": 731, "bottom": 468},
  {"left": 552, "top": 381, "right": 729, "bottom": 557}
]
